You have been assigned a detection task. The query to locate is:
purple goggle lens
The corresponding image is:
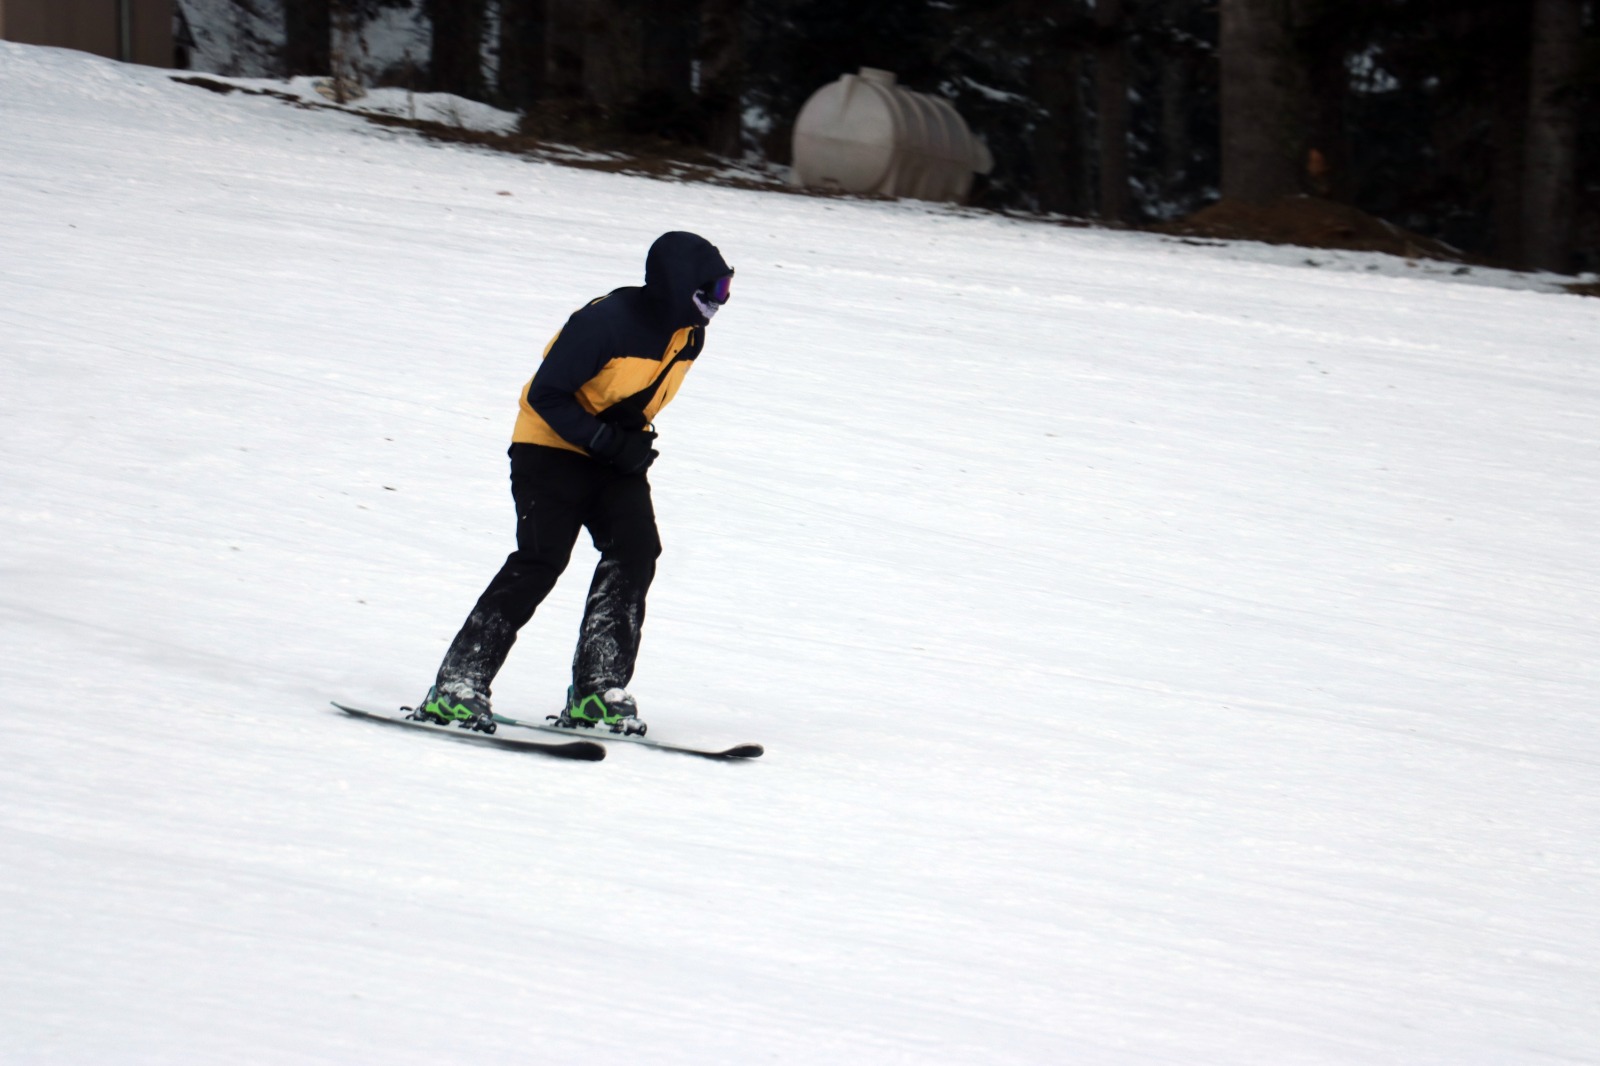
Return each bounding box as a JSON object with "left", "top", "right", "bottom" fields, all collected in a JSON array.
[{"left": 701, "top": 275, "right": 733, "bottom": 304}]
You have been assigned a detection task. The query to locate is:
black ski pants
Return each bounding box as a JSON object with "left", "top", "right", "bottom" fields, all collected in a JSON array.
[{"left": 434, "top": 444, "right": 661, "bottom": 700}]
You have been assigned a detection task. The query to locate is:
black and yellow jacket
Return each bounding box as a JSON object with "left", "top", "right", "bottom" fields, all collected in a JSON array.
[{"left": 512, "top": 231, "right": 732, "bottom": 461}]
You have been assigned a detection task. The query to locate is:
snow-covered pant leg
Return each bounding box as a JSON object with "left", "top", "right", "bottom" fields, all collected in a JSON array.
[
  {"left": 433, "top": 454, "right": 588, "bottom": 698},
  {"left": 571, "top": 470, "right": 661, "bottom": 695}
]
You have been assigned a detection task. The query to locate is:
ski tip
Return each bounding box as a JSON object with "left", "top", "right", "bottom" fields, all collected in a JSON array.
[{"left": 720, "top": 744, "right": 764, "bottom": 759}]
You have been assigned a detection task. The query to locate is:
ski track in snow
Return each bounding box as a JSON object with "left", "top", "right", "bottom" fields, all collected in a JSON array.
[{"left": 3, "top": 42, "right": 1599, "bottom": 1064}]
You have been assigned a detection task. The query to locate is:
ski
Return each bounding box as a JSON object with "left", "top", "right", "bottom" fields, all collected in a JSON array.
[
  {"left": 492, "top": 713, "right": 763, "bottom": 760},
  {"left": 332, "top": 703, "right": 606, "bottom": 761}
]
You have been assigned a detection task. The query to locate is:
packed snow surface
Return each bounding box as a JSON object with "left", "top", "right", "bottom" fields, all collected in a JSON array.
[{"left": 4, "top": 43, "right": 1599, "bottom": 1064}]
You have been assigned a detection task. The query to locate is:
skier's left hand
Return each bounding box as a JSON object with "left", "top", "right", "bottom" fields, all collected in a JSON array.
[{"left": 603, "top": 428, "right": 659, "bottom": 475}]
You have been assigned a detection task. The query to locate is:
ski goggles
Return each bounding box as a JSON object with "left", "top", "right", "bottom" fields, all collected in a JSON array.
[{"left": 698, "top": 274, "right": 733, "bottom": 305}]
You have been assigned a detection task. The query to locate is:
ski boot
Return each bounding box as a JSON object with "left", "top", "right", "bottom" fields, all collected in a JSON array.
[
  {"left": 549, "top": 686, "right": 647, "bottom": 736},
  {"left": 408, "top": 684, "right": 496, "bottom": 734}
]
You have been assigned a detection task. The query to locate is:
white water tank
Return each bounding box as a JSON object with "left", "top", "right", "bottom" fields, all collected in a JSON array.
[{"left": 791, "top": 68, "right": 994, "bottom": 204}]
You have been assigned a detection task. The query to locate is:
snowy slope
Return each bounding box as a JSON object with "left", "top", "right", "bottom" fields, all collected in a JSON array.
[{"left": 3, "top": 42, "right": 1600, "bottom": 1064}]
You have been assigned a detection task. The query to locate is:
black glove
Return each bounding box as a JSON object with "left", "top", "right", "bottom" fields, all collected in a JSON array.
[{"left": 589, "top": 426, "right": 658, "bottom": 474}]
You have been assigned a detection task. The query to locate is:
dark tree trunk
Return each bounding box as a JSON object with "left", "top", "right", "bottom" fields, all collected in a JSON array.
[
  {"left": 498, "top": 0, "right": 548, "bottom": 109},
  {"left": 1301, "top": 17, "right": 1348, "bottom": 200},
  {"left": 1033, "top": 46, "right": 1089, "bottom": 216},
  {"left": 428, "top": 0, "right": 487, "bottom": 100},
  {"left": 1157, "top": 0, "right": 1187, "bottom": 192},
  {"left": 698, "top": 0, "right": 744, "bottom": 156},
  {"left": 1095, "top": 0, "right": 1129, "bottom": 222},
  {"left": 1219, "top": 0, "right": 1306, "bottom": 203},
  {"left": 1490, "top": 4, "right": 1531, "bottom": 265},
  {"left": 637, "top": 1, "right": 694, "bottom": 106},
  {"left": 284, "top": 0, "right": 331, "bottom": 77},
  {"left": 581, "top": 0, "right": 635, "bottom": 111},
  {"left": 1159, "top": 51, "right": 1189, "bottom": 195},
  {"left": 1522, "top": 0, "right": 1583, "bottom": 272},
  {"left": 545, "top": 0, "right": 585, "bottom": 99},
  {"left": 582, "top": 0, "right": 695, "bottom": 133}
]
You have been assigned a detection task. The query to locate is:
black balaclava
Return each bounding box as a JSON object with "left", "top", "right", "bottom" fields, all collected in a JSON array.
[{"left": 643, "top": 231, "right": 733, "bottom": 328}]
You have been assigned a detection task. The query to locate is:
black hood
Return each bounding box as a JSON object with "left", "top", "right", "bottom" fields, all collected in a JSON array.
[{"left": 643, "top": 231, "right": 732, "bottom": 328}]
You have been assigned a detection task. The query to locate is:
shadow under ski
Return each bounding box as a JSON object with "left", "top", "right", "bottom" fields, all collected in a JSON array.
[{"left": 493, "top": 713, "right": 763, "bottom": 760}]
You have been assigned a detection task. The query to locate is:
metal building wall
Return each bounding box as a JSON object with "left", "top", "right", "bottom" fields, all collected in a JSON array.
[{"left": 0, "top": 0, "right": 174, "bottom": 68}]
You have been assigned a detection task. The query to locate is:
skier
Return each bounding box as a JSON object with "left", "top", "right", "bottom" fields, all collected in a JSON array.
[{"left": 414, "top": 231, "right": 734, "bottom": 735}]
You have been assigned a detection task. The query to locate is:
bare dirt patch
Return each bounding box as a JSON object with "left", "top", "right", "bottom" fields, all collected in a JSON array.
[{"left": 1150, "top": 196, "right": 1470, "bottom": 264}]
